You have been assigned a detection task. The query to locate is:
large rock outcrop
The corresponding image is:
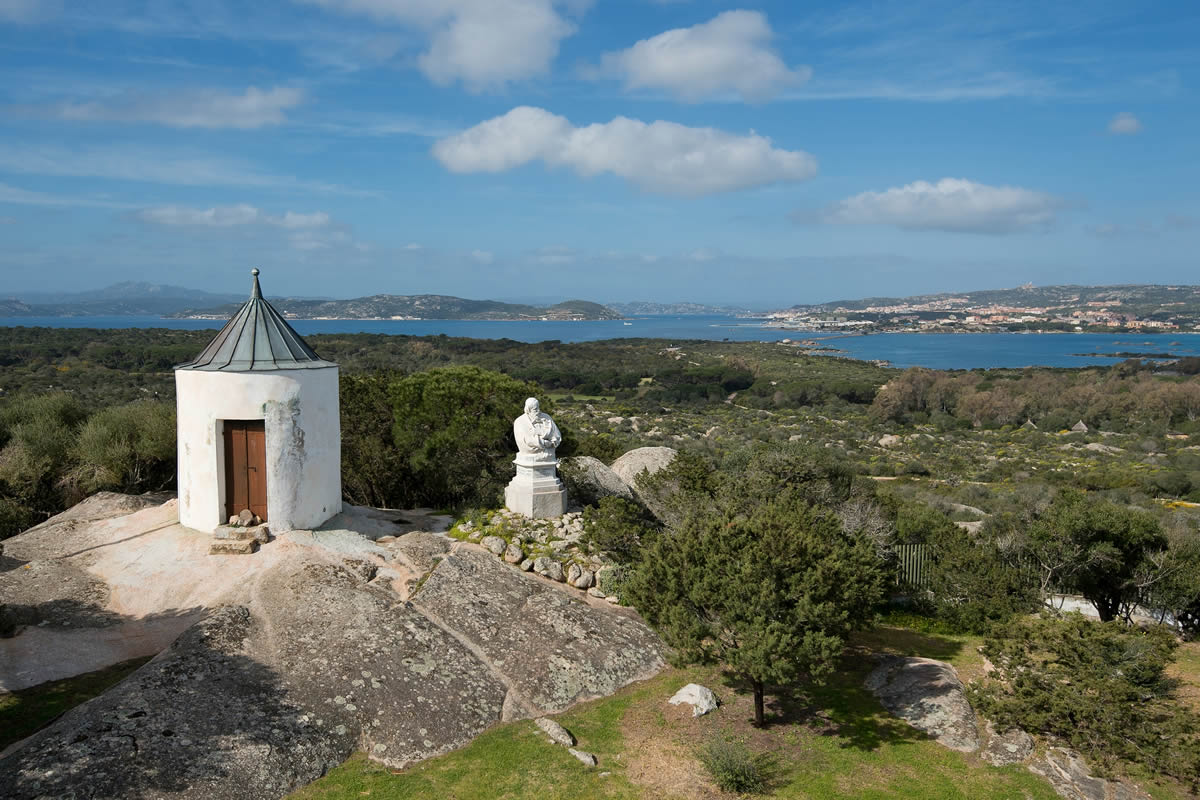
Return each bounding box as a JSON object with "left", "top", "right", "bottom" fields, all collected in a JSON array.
[
  {"left": 0, "top": 606, "right": 350, "bottom": 800},
  {"left": 0, "top": 495, "right": 667, "bottom": 799},
  {"left": 1028, "top": 747, "right": 1152, "bottom": 800},
  {"left": 608, "top": 447, "right": 679, "bottom": 524},
  {"left": 864, "top": 656, "right": 980, "bottom": 752},
  {"left": 865, "top": 657, "right": 1154, "bottom": 799},
  {"left": 559, "top": 456, "right": 633, "bottom": 506},
  {"left": 609, "top": 447, "right": 677, "bottom": 489}
]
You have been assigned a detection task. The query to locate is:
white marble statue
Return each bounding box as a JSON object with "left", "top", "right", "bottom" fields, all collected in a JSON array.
[
  {"left": 513, "top": 397, "right": 562, "bottom": 464},
  {"left": 505, "top": 397, "right": 568, "bottom": 518}
]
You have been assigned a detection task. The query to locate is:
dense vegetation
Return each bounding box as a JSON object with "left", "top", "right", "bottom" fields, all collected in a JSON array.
[
  {"left": 626, "top": 447, "right": 890, "bottom": 726},
  {"left": 3, "top": 323, "right": 1200, "bottom": 793},
  {"left": 974, "top": 615, "right": 1200, "bottom": 790}
]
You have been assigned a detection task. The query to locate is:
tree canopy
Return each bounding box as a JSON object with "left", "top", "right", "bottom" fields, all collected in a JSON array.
[
  {"left": 627, "top": 488, "right": 888, "bottom": 726},
  {"left": 389, "top": 365, "right": 553, "bottom": 510},
  {"left": 1029, "top": 491, "right": 1168, "bottom": 622}
]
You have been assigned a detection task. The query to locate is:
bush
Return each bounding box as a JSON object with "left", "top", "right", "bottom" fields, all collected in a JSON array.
[
  {"left": 0, "top": 497, "right": 35, "bottom": 540},
  {"left": 63, "top": 400, "right": 176, "bottom": 500},
  {"left": 570, "top": 432, "right": 626, "bottom": 464},
  {"left": 593, "top": 563, "right": 629, "bottom": 600},
  {"left": 0, "top": 392, "right": 88, "bottom": 527},
  {"left": 973, "top": 614, "right": 1200, "bottom": 788},
  {"left": 581, "top": 497, "right": 658, "bottom": 563},
  {"left": 696, "top": 735, "right": 769, "bottom": 794},
  {"left": 923, "top": 512, "right": 1039, "bottom": 634},
  {"left": 389, "top": 366, "right": 548, "bottom": 509}
]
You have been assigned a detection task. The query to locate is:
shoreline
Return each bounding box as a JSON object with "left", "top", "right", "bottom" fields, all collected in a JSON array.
[{"left": 169, "top": 315, "right": 625, "bottom": 322}]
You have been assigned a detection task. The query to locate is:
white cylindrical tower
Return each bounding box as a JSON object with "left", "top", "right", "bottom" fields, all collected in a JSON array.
[{"left": 174, "top": 269, "right": 342, "bottom": 533}]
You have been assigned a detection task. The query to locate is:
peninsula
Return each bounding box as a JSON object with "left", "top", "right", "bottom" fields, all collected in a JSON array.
[{"left": 769, "top": 283, "right": 1200, "bottom": 333}]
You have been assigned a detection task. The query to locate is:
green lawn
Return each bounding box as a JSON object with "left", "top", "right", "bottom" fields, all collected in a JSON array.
[
  {"left": 0, "top": 656, "right": 151, "bottom": 750},
  {"left": 5, "top": 628, "right": 1194, "bottom": 799},
  {"left": 290, "top": 625, "right": 1064, "bottom": 800}
]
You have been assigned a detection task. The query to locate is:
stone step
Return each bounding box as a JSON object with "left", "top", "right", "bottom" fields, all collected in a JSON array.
[
  {"left": 209, "top": 539, "right": 258, "bottom": 556},
  {"left": 213, "top": 524, "right": 270, "bottom": 543}
]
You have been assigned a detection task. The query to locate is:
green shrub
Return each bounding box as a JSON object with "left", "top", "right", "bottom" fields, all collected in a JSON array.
[
  {"left": 696, "top": 735, "right": 769, "bottom": 794},
  {"left": 0, "top": 497, "right": 36, "bottom": 540},
  {"left": 0, "top": 392, "right": 88, "bottom": 526},
  {"left": 581, "top": 496, "right": 658, "bottom": 562},
  {"left": 923, "top": 513, "right": 1039, "bottom": 634},
  {"left": 594, "top": 563, "right": 629, "bottom": 600},
  {"left": 389, "top": 366, "right": 547, "bottom": 509},
  {"left": 340, "top": 372, "right": 412, "bottom": 509},
  {"left": 63, "top": 400, "right": 176, "bottom": 499},
  {"left": 572, "top": 432, "right": 626, "bottom": 464},
  {"left": 973, "top": 614, "right": 1200, "bottom": 788}
]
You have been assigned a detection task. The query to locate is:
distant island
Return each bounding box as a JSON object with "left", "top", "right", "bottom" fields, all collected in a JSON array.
[
  {"left": 0, "top": 283, "right": 623, "bottom": 322},
  {"left": 770, "top": 283, "right": 1200, "bottom": 334},
  {"left": 1, "top": 282, "right": 244, "bottom": 318},
  {"left": 169, "top": 294, "right": 623, "bottom": 322}
]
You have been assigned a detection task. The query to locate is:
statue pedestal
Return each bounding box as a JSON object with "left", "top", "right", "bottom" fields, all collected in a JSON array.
[{"left": 505, "top": 455, "right": 567, "bottom": 519}]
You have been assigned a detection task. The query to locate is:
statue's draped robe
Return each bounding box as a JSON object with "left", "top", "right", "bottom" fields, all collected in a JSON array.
[{"left": 514, "top": 412, "right": 561, "bottom": 461}]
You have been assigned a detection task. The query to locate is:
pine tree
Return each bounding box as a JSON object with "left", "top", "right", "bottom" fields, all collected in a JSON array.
[{"left": 627, "top": 492, "right": 887, "bottom": 726}]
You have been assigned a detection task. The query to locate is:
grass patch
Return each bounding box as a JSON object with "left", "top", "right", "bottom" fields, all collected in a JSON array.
[
  {"left": 0, "top": 656, "right": 151, "bottom": 750},
  {"left": 1166, "top": 639, "right": 1200, "bottom": 713},
  {"left": 288, "top": 624, "right": 1079, "bottom": 800}
]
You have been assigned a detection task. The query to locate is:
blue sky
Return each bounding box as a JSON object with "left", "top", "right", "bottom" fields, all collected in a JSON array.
[{"left": 0, "top": 0, "right": 1197, "bottom": 306}]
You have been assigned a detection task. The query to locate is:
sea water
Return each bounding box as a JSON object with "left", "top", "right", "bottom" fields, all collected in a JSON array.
[{"left": 3, "top": 315, "right": 1199, "bottom": 370}]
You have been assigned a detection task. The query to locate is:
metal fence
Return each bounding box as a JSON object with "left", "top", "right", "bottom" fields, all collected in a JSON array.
[
  {"left": 895, "top": 544, "right": 930, "bottom": 587},
  {"left": 893, "top": 543, "right": 1065, "bottom": 595}
]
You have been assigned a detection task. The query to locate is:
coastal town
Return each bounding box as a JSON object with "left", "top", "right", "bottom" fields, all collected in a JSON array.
[{"left": 767, "top": 284, "right": 1200, "bottom": 333}]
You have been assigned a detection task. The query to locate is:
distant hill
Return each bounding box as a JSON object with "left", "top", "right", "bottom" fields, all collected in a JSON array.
[
  {"left": 786, "top": 284, "right": 1200, "bottom": 315},
  {"left": 0, "top": 299, "right": 32, "bottom": 315},
  {"left": 609, "top": 301, "right": 757, "bottom": 316},
  {"left": 170, "top": 294, "right": 624, "bottom": 321},
  {"left": 7, "top": 282, "right": 245, "bottom": 317}
]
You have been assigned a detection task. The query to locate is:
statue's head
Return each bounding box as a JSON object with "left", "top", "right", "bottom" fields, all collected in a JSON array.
[{"left": 524, "top": 397, "right": 540, "bottom": 418}]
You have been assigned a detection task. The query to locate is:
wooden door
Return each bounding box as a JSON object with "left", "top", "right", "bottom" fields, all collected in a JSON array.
[{"left": 223, "top": 420, "right": 268, "bottom": 522}]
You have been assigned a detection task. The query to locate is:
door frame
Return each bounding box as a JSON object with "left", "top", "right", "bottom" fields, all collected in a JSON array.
[{"left": 219, "top": 418, "right": 268, "bottom": 522}]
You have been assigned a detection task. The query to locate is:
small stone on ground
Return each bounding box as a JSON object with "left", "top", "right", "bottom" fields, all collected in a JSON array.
[
  {"left": 668, "top": 683, "right": 719, "bottom": 716},
  {"left": 568, "top": 748, "right": 597, "bottom": 767},
  {"left": 535, "top": 717, "right": 575, "bottom": 747}
]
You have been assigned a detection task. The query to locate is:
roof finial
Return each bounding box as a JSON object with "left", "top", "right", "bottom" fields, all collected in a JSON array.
[{"left": 250, "top": 268, "right": 262, "bottom": 299}]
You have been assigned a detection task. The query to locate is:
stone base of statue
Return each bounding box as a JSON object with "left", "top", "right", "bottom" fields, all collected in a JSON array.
[{"left": 505, "top": 453, "right": 568, "bottom": 519}]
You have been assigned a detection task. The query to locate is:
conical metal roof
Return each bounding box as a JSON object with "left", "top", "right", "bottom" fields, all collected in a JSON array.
[{"left": 175, "top": 269, "right": 336, "bottom": 372}]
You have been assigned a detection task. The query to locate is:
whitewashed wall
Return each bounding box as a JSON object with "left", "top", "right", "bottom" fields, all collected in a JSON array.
[{"left": 175, "top": 367, "right": 341, "bottom": 532}]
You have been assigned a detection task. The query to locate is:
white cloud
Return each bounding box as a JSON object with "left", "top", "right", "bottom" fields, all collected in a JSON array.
[
  {"left": 821, "top": 178, "right": 1062, "bottom": 234},
  {"left": 137, "top": 204, "right": 331, "bottom": 229},
  {"left": 0, "top": 180, "right": 131, "bottom": 209},
  {"left": 403, "top": 242, "right": 424, "bottom": 250},
  {"left": 432, "top": 106, "right": 817, "bottom": 195},
  {"left": 53, "top": 86, "right": 304, "bottom": 129},
  {"left": 1108, "top": 112, "right": 1142, "bottom": 135},
  {"left": 595, "top": 10, "right": 809, "bottom": 102},
  {"left": 296, "top": 0, "right": 583, "bottom": 90},
  {"left": 471, "top": 249, "right": 495, "bottom": 264},
  {"left": 0, "top": 0, "right": 57, "bottom": 23},
  {"left": 0, "top": 143, "right": 372, "bottom": 195},
  {"left": 534, "top": 245, "right": 575, "bottom": 265},
  {"left": 288, "top": 229, "right": 356, "bottom": 251}
]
